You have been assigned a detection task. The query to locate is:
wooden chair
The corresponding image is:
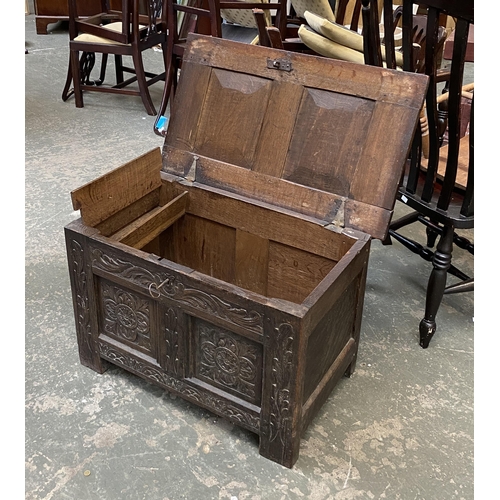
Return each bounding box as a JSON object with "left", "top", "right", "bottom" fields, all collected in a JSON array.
[
  {"left": 253, "top": 9, "right": 313, "bottom": 51},
  {"left": 255, "top": 0, "right": 382, "bottom": 54},
  {"left": 153, "top": 0, "right": 288, "bottom": 135},
  {"left": 336, "top": 0, "right": 367, "bottom": 31},
  {"left": 61, "top": 0, "right": 168, "bottom": 115},
  {"left": 361, "top": 0, "right": 474, "bottom": 348}
]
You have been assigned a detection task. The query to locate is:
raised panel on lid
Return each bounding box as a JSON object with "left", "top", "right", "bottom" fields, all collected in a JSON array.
[
  {"left": 284, "top": 88, "right": 375, "bottom": 196},
  {"left": 194, "top": 69, "right": 273, "bottom": 169},
  {"left": 252, "top": 81, "right": 304, "bottom": 178}
]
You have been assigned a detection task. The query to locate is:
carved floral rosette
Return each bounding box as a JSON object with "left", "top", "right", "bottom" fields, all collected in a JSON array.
[
  {"left": 197, "top": 320, "right": 262, "bottom": 404},
  {"left": 101, "top": 281, "right": 152, "bottom": 350}
]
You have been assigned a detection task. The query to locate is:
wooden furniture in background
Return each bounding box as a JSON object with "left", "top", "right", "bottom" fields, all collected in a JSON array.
[
  {"left": 336, "top": 0, "right": 383, "bottom": 31},
  {"left": 444, "top": 23, "right": 474, "bottom": 62},
  {"left": 61, "top": 0, "right": 168, "bottom": 115},
  {"left": 254, "top": 0, "right": 388, "bottom": 56},
  {"left": 34, "top": 0, "right": 122, "bottom": 34},
  {"left": 153, "top": 0, "right": 288, "bottom": 135},
  {"left": 361, "top": 0, "right": 474, "bottom": 348},
  {"left": 65, "top": 34, "right": 427, "bottom": 467}
]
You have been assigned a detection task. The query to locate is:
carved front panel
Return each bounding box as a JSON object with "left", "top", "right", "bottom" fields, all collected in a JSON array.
[
  {"left": 193, "top": 318, "right": 263, "bottom": 406},
  {"left": 91, "top": 246, "right": 264, "bottom": 339},
  {"left": 98, "top": 279, "right": 155, "bottom": 356}
]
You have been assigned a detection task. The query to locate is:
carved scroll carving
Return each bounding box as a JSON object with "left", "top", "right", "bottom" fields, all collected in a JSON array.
[
  {"left": 269, "top": 323, "right": 295, "bottom": 445},
  {"left": 164, "top": 307, "right": 182, "bottom": 376},
  {"left": 69, "top": 239, "right": 93, "bottom": 355},
  {"left": 91, "top": 248, "right": 263, "bottom": 336},
  {"left": 98, "top": 341, "right": 260, "bottom": 432}
]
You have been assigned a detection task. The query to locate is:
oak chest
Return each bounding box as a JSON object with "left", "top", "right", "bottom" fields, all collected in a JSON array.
[{"left": 65, "top": 35, "right": 427, "bottom": 468}]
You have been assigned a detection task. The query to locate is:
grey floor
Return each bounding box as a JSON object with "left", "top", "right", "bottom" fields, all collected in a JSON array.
[{"left": 25, "top": 13, "right": 475, "bottom": 500}]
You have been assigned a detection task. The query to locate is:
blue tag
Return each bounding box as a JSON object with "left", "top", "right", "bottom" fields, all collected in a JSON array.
[{"left": 156, "top": 116, "right": 169, "bottom": 132}]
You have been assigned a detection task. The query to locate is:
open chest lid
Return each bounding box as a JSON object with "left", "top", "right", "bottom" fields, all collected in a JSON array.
[{"left": 162, "top": 34, "right": 428, "bottom": 240}]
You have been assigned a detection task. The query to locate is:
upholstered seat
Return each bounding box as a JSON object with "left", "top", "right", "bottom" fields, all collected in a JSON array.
[
  {"left": 290, "top": 0, "right": 336, "bottom": 21},
  {"left": 73, "top": 22, "right": 145, "bottom": 45}
]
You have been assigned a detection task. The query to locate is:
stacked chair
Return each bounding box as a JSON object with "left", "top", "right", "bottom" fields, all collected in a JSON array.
[
  {"left": 360, "top": 0, "right": 474, "bottom": 348},
  {"left": 62, "top": 0, "right": 169, "bottom": 115}
]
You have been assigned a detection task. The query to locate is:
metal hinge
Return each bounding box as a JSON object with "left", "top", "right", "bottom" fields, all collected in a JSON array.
[{"left": 267, "top": 58, "right": 292, "bottom": 72}]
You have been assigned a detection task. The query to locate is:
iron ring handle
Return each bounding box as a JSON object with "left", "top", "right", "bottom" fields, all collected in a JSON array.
[{"left": 148, "top": 277, "right": 170, "bottom": 299}]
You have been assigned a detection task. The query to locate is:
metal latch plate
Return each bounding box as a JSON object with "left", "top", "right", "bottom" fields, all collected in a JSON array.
[{"left": 267, "top": 58, "right": 292, "bottom": 72}]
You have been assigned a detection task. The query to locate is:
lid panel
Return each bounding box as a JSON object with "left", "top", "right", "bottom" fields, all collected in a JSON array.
[
  {"left": 252, "top": 80, "right": 304, "bottom": 178},
  {"left": 168, "top": 60, "right": 212, "bottom": 152},
  {"left": 283, "top": 88, "right": 375, "bottom": 197},
  {"left": 194, "top": 69, "right": 273, "bottom": 169},
  {"left": 350, "top": 100, "right": 420, "bottom": 209}
]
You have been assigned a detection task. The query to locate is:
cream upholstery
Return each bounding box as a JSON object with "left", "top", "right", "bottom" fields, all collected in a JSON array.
[
  {"left": 298, "top": 24, "right": 365, "bottom": 63},
  {"left": 301, "top": 11, "right": 404, "bottom": 68},
  {"left": 291, "top": 0, "right": 335, "bottom": 22},
  {"left": 75, "top": 22, "right": 147, "bottom": 45},
  {"left": 304, "top": 11, "right": 363, "bottom": 50}
]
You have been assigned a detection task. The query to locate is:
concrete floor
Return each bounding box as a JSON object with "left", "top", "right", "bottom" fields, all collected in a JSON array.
[{"left": 25, "top": 14, "right": 474, "bottom": 500}]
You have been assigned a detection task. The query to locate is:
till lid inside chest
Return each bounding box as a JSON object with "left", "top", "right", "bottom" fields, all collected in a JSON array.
[{"left": 162, "top": 34, "right": 428, "bottom": 240}]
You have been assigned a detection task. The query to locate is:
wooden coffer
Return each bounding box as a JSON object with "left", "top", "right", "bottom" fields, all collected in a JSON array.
[{"left": 65, "top": 35, "right": 427, "bottom": 468}]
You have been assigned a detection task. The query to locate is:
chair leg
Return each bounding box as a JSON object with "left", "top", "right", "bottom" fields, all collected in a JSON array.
[
  {"left": 114, "top": 54, "right": 124, "bottom": 84},
  {"left": 154, "top": 52, "right": 176, "bottom": 136},
  {"left": 418, "top": 216, "right": 474, "bottom": 255},
  {"left": 426, "top": 225, "right": 439, "bottom": 248},
  {"left": 419, "top": 223, "right": 454, "bottom": 348},
  {"left": 62, "top": 54, "right": 74, "bottom": 102},
  {"left": 131, "top": 51, "right": 156, "bottom": 115},
  {"left": 97, "top": 54, "right": 108, "bottom": 85},
  {"left": 70, "top": 50, "right": 84, "bottom": 108}
]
